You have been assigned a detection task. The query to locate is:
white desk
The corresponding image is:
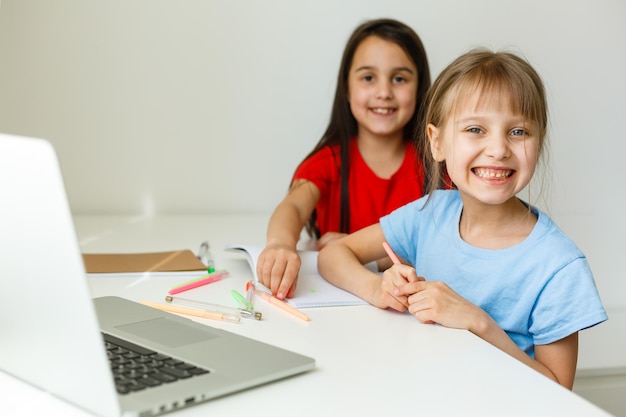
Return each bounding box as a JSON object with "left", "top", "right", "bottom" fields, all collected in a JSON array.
[{"left": 2, "top": 214, "right": 615, "bottom": 417}]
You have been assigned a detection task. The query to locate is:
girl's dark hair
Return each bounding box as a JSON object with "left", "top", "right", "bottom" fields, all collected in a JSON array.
[{"left": 296, "top": 18, "right": 431, "bottom": 237}]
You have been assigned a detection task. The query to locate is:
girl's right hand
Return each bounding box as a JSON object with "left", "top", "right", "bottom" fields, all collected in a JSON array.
[
  {"left": 256, "top": 244, "right": 301, "bottom": 299},
  {"left": 372, "top": 264, "right": 422, "bottom": 311}
]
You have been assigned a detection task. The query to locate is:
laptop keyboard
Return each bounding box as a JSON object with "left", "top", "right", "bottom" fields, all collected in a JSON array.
[{"left": 103, "top": 333, "right": 210, "bottom": 395}]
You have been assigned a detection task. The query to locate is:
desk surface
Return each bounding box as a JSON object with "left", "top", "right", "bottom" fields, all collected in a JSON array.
[{"left": 2, "top": 214, "right": 617, "bottom": 417}]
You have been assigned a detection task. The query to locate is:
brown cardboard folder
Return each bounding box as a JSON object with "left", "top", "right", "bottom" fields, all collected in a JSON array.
[{"left": 82, "top": 250, "right": 207, "bottom": 274}]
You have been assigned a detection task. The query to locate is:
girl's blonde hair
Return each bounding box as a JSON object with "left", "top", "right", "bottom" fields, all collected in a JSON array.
[{"left": 417, "top": 48, "right": 548, "bottom": 199}]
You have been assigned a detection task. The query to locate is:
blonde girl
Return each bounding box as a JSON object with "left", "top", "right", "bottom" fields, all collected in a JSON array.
[{"left": 319, "top": 49, "right": 606, "bottom": 389}]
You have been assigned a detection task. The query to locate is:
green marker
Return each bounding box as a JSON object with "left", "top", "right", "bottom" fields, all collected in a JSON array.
[{"left": 231, "top": 289, "right": 253, "bottom": 311}]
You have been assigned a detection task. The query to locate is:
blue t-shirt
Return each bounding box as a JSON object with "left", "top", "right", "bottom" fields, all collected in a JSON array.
[{"left": 380, "top": 190, "right": 607, "bottom": 357}]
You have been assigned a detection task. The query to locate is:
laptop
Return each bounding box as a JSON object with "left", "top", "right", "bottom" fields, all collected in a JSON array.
[{"left": 0, "top": 133, "right": 315, "bottom": 417}]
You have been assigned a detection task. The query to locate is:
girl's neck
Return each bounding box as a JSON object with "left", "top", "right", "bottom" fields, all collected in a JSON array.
[
  {"left": 356, "top": 131, "right": 405, "bottom": 179},
  {"left": 458, "top": 196, "right": 537, "bottom": 250}
]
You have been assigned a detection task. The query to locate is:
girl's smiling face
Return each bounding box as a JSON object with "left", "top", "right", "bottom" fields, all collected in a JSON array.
[
  {"left": 428, "top": 89, "right": 540, "bottom": 206},
  {"left": 347, "top": 36, "right": 418, "bottom": 141}
]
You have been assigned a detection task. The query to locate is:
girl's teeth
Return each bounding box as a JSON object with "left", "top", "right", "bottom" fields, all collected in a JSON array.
[{"left": 474, "top": 168, "right": 512, "bottom": 178}]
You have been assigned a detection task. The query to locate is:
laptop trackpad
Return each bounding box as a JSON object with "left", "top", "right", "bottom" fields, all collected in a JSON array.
[{"left": 116, "top": 317, "right": 217, "bottom": 348}]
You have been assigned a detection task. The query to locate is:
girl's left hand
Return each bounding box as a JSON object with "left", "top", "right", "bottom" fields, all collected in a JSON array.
[{"left": 394, "top": 281, "right": 486, "bottom": 330}]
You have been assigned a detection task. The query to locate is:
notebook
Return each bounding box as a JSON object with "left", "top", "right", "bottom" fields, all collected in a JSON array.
[
  {"left": 83, "top": 250, "right": 209, "bottom": 277},
  {"left": 225, "top": 244, "right": 369, "bottom": 308},
  {"left": 0, "top": 133, "right": 315, "bottom": 417}
]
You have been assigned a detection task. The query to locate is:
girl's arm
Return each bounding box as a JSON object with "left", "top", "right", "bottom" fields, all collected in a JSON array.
[
  {"left": 395, "top": 280, "right": 579, "bottom": 388},
  {"left": 471, "top": 307, "right": 578, "bottom": 388},
  {"left": 316, "top": 231, "right": 348, "bottom": 250},
  {"left": 318, "top": 223, "right": 414, "bottom": 311},
  {"left": 258, "top": 179, "right": 320, "bottom": 299}
]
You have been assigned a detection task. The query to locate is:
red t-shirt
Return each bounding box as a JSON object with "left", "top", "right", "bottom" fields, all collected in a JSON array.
[{"left": 294, "top": 139, "right": 424, "bottom": 235}]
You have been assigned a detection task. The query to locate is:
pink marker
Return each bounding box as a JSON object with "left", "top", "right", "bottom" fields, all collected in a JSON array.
[
  {"left": 382, "top": 241, "right": 401, "bottom": 265},
  {"left": 168, "top": 270, "right": 229, "bottom": 295}
]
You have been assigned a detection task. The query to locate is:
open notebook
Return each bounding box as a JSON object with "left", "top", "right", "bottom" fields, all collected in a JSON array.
[{"left": 225, "top": 244, "right": 369, "bottom": 308}]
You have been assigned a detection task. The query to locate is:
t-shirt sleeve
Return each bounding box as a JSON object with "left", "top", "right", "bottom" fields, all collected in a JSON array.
[
  {"left": 380, "top": 200, "right": 423, "bottom": 265},
  {"left": 293, "top": 147, "right": 339, "bottom": 197},
  {"left": 530, "top": 257, "right": 607, "bottom": 345}
]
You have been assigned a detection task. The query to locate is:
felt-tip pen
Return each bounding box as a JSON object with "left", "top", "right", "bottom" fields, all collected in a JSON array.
[
  {"left": 382, "top": 241, "right": 402, "bottom": 265},
  {"left": 196, "top": 241, "right": 216, "bottom": 273},
  {"left": 141, "top": 300, "right": 240, "bottom": 323},
  {"left": 231, "top": 289, "right": 254, "bottom": 311},
  {"left": 255, "top": 290, "right": 310, "bottom": 321},
  {"left": 245, "top": 280, "right": 255, "bottom": 307},
  {"left": 165, "top": 295, "right": 262, "bottom": 320},
  {"left": 168, "top": 270, "right": 229, "bottom": 295}
]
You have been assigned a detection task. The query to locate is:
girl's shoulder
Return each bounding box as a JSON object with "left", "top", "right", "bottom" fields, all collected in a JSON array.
[
  {"left": 294, "top": 142, "right": 344, "bottom": 180},
  {"left": 301, "top": 143, "right": 341, "bottom": 166},
  {"left": 421, "top": 189, "right": 462, "bottom": 210},
  {"left": 394, "top": 190, "right": 461, "bottom": 218},
  {"left": 532, "top": 207, "right": 583, "bottom": 255},
  {"left": 302, "top": 138, "right": 358, "bottom": 165}
]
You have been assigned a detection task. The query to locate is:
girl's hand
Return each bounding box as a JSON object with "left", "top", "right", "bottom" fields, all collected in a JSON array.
[
  {"left": 395, "top": 281, "right": 487, "bottom": 330},
  {"left": 372, "top": 264, "right": 423, "bottom": 311},
  {"left": 316, "top": 232, "right": 347, "bottom": 250},
  {"left": 256, "top": 244, "right": 300, "bottom": 299}
]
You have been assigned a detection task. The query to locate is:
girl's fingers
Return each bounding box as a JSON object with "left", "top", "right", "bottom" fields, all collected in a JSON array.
[
  {"left": 385, "top": 292, "right": 408, "bottom": 312},
  {"left": 276, "top": 259, "right": 300, "bottom": 299},
  {"left": 394, "top": 280, "right": 426, "bottom": 297}
]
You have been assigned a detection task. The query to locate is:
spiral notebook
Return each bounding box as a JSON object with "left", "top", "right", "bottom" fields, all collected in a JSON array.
[{"left": 225, "top": 244, "right": 368, "bottom": 308}]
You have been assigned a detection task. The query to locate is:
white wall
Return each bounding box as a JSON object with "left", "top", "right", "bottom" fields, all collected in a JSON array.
[{"left": 0, "top": 0, "right": 625, "bottom": 309}]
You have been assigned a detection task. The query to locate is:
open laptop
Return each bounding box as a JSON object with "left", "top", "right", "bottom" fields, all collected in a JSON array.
[{"left": 0, "top": 133, "right": 315, "bottom": 417}]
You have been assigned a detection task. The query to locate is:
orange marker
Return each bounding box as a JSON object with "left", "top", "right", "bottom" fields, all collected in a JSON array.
[
  {"left": 255, "top": 290, "right": 310, "bottom": 321},
  {"left": 245, "top": 280, "right": 255, "bottom": 306},
  {"left": 140, "top": 300, "right": 240, "bottom": 323}
]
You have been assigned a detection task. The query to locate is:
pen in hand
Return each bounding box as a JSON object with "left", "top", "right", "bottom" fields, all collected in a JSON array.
[
  {"left": 382, "top": 241, "right": 411, "bottom": 308},
  {"left": 382, "top": 241, "right": 401, "bottom": 265}
]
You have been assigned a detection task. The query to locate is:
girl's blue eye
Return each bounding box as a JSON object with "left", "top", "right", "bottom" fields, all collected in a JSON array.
[
  {"left": 467, "top": 127, "right": 483, "bottom": 134},
  {"left": 511, "top": 128, "right": 527, "bottom": 137}
]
